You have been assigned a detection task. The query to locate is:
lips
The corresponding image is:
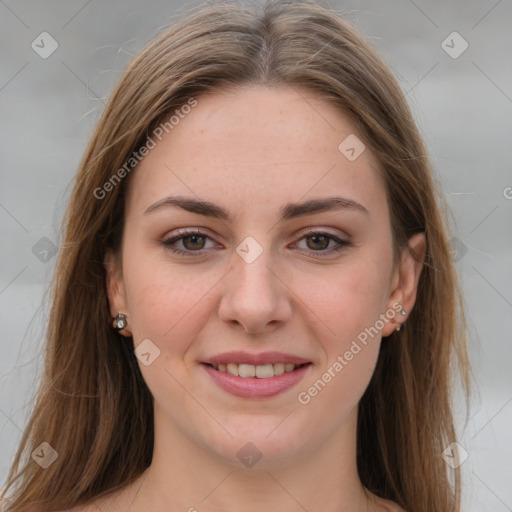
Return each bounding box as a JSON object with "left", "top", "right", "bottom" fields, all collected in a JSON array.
[
  {"left": 201, "top": 351, "right": 312, "bottom": 398},
  {"left": 204, "top": 350, "right": 310, "bottom": 366}
]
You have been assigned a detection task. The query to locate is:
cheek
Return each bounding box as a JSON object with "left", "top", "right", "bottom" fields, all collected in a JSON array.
[
  {"left": 122, "top": 257, "right": 222, "bottom": 418},
  {"left": 122, "top": 254, "right": 221, "bottom": 358},
  {"left": 302, "top": 255, "right": 393, "bottom": 344},
  {"left": 296, "top": 345, "right": 377, "bottom": 436},
  {"left": 296, "top": 252, "right": 393, "bottom": 398},
  {"left": 295, "top": 271, "right": 388, "bottom": 427}
]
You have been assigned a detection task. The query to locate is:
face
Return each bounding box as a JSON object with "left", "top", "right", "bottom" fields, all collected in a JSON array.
[{"left": 106, "top": 85, "right": 424, "bottom": 468}]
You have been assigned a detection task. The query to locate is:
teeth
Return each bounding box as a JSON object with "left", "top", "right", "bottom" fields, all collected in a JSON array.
[
  {"left": 238, "top": 364, "right": 256, "bottom": 378},
  {"left": 273, "top": 363, "right": 285, "bottom": 375},
  {"left": 255, "top": 364, "right": 274, "bottom": 378},
  {"left": 227, "top": 363, "right": 238, "bottom": 376},
  {"left": 213, "top": 362, "right": 303, "bottom": 378}
]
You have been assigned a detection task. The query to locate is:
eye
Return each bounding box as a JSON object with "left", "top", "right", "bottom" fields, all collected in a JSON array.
[
  {"left": 293, "top": 230, "right": 350, "bottom": 256},
  {"left": 161, "top": 228, "right": 350, "bottom": 257},
  {"left": 162, "top": 229, "right": 219, "bottom": 255}
]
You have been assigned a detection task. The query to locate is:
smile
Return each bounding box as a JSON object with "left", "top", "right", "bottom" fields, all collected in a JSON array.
[
  {"left": 208, "top": 362, "right": 306, "bottom": 378},
  {"left": 202, "top": 354, "right": 312, "bottom": 398}
]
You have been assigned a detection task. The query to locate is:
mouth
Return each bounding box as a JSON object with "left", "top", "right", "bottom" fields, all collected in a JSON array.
[
  {"left": 201, "top": 354, "right": 312, "bottom": 398},
  {"left": 204, "top": 362, "right": 310, "bottom": 379}
]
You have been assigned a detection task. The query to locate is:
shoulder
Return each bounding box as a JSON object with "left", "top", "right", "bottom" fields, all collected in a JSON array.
[
  {"left": 373, "top": 495, "right": 407, "bottom": 512},
  {"left": 59, "top": 503, "right": 110, "bottom": 512},
  {"left": 59, "top": 495, "right": 126, "bottom": 512},
  {"left": 384, "top": 502, "right": 406, "bottom": 511},
  {"left": 57, "top": 505, "right": 99, "bottom": 512},
  {"left": 56, "top": 508, "right": 84, "bottom": 512},
  {"left": 382, "top": 501, "right": 406, "bottom": 511},
  {"left": 56, "top": 471, "right": 146, "bottom": 512}
]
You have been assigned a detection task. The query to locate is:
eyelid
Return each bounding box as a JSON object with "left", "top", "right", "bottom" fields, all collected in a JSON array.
[
  {"left": 296, "top": 226, "right": 349, "bottom": 239},
  {"left": 161, "top": 227, "right": 351, "bottom": 257},
  {"left": 163, "top": 227, "right": 218, "bottom": 241},
  {"left": 161, "top": 228, "right": 221, "bottom": 255},
  {"left": 290, "top": 227, "right": 351, "bottom": 255}
]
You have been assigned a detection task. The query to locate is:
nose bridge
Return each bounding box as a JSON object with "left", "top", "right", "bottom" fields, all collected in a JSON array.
[
  {"left": 232, "top": 237, "right": 279, "bottom": 300},
  {"left": 218, "top": 236, "right": 291, "bottom": 332}
]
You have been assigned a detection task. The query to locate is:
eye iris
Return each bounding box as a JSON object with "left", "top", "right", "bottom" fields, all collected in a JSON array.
[
  {"left": 183, "top": 235, "right": 205, "bottom": 250},
  {"left": 306, "top": 235, "right": 329, "bottom": 250}
]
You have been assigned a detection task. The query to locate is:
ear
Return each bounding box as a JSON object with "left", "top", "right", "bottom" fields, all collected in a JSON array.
[
  {"left": 105, "top": 249, "right": 130, "bottom": 331},
  {"left": 382, "top": 232, "right": 426, "bottom": 337}
]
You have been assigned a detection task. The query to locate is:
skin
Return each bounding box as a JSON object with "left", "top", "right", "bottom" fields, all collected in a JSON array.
[{"left": 86, "top": 85, "right": 425, "bottom": 512}]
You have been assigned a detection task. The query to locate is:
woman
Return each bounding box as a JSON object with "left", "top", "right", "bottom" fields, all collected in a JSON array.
[{"left": 2, "top": 1, "right": 469, "bottom": 511}]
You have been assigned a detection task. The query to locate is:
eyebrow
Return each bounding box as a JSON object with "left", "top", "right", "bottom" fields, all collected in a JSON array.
[{"left": 144, "top": 195, "right": 369, "bottom": 220}]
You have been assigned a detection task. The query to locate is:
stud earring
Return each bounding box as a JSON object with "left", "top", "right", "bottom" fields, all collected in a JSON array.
[
  {"left": 395, "top": 309, "right": 406, "bottom": 332},
  {"left": 112, "top": 313, "right": 130, "bottom": 336}
]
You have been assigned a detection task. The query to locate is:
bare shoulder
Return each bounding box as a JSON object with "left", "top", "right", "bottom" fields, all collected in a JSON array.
[
  {"left": 386, "top": 504, "right": 406, "bottom": 512},
  {"left": 57, "top": 493, "right": 126, "bottom": 512},
  {"left": 373, "top": 495, "right": 407, "bottom": 512},
  {"left": 61, "top": 506, "right": 97, "bottom": 512},
  {"left": 381, "top": 500, "right": 406, "bottom": 511},
  {"left": 57, "top": 472, "right": 146, "bottom": 512},
  {"left": 57, "top": 503, "right": 105, "bottom": 512}
]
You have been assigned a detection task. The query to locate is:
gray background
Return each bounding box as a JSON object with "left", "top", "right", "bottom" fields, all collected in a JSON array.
[{"left": 1, "top": 0, "right": 511, "bottom": 510}]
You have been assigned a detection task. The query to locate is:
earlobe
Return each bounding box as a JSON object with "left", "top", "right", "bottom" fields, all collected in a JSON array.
[{"left": 382, "top": 232, "right": 426, "bottom": 337}]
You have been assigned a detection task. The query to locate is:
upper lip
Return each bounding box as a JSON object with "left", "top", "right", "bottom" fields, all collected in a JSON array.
[{"left": 203, "top": 351, "right": 311, "bottom": 366}]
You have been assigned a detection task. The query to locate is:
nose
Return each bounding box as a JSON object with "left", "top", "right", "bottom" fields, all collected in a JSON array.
[{"left": 217, "top": 248, "right": 292, "bottom": 334}]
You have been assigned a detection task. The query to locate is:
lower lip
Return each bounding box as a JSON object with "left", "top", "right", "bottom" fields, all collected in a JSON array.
[{"left": 202, "top": 364, "right": 311, "bottom": 398}]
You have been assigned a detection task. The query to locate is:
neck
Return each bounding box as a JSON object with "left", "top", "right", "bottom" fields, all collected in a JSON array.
[{"left": 129, "top": 406, "right": 372, "bottom": 512}]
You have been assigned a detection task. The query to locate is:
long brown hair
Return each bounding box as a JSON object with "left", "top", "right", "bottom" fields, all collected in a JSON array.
[{"left": 2, "top": 1, "right": 469, "bottom": 511}]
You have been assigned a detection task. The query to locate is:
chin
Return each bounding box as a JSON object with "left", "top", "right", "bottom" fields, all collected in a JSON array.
[{"left": 200, "top": 416, "right": 311, "bottom": 469}]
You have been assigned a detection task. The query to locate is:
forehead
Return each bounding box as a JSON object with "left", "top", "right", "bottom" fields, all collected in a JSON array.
[{"left": 126, "top": 85, "right": 387, "bottom": 220}]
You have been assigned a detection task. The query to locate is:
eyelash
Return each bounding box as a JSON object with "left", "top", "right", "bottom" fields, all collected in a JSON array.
[{"left": 161, "top": 228, "right": 351, "bottom": 258}]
